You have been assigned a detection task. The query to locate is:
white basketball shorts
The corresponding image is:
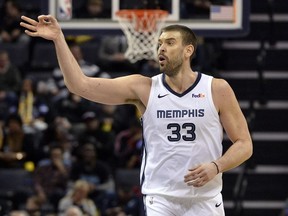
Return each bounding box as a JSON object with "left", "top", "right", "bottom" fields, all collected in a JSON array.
[{"left": 143, "top": 193, "right": 225, "bottom": 216}]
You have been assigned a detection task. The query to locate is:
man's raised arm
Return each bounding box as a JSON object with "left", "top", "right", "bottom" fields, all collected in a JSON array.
[{"left": 20, "top": 15, "right": 147, "bottom": 106}]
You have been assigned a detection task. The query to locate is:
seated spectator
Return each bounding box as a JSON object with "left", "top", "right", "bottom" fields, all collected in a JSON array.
[
  {"left": 70, "top": 142, "right": 115, "bottom": 214},
  {"left": 73, "top": 0, "right": 110, "bottom": 19},
  {"left": 97, "top": 35, "right": 139, "bottom": 73},
  {"left": 39, "top": 124, "right": 77, "bottom": 168},
  {"left": 52, "top": 41, "right": 109, "bottom": 102},
  {"left": 59, "top": 134, "right": 78, "bottom": 168},
  {"left": 54, "top": 92, "right": 94, "bottom": 125},
  {"left": 58, "top": 180, "right": 99, "bottom": 216},
  {"left": 78, "top": 111, "right": 115, "bottom": 164},
  {"left": 114, "top": 118, "right": 142, "bottom": 169},
  {"left": 31, "top": 144, "right": 70, "bottom": 212},
  {"left": 105, "top": 168, "right": 143, "bottom": 216},
  {"left": 0, "top": 0, "right": 30, "bottom": 43},
  {"left": 17, "top": 77, "right": 50, "bottom": 150},
  {"left": 99, "top": 104, "right": 138, "bottom": 135},
  {"left": 105, "top": 184, "right": 142, "bottom": 216},
  {"left": 0, "top": 113, "right": 35, "bottom": 168},
  {"left": 0, "top": 50, "right": 22, "bottom": 92},
  {"left": 69, "top": 41, "right": 110, "bottom": 78},
  {"left": 0, "top": 50, "right": 22, "bottom": 115},
  {"left": 37, "top": 115, "right": 73, "bottom": 162}
]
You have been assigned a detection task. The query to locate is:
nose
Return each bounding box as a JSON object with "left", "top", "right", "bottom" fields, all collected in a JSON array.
[{"left": 158, "top": 44, "right": 165, "bottom": 54}]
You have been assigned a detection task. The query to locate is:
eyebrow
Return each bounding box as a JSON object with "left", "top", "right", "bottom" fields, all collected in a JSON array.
[{"left": 158, "top": 37, "right": 176, "bottom": 43}]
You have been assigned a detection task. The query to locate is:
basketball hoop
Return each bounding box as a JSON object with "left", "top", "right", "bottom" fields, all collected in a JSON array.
[{"left": 115, "top": 9, "right": 168, "bottom": 63}]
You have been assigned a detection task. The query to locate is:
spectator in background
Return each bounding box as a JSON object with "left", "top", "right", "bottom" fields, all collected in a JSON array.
[
  {"left": 114, "top": 118, "right": 142, "bottom": 169},
  {"left": 70, "top": 142, "right": 115, "bottom": 214},
  {"left": 69, "top": 42, "right": 110, "bottom": 78},
  {"left": 99, "top": 104, "right": 138, "bottom": 135},
  {"left": 73, "top": 0, "right": 110, "bottom": 19},
  {"left": 35, "top": 77, "right": 59, "bottom": 123},
  {"left": 31, "top": 144, "right": 70, "bottom": 212},
  {"left": 78, "top": 111, "right": 115, "bottom": 164},
  {"left": 0, "top": 113, "right": 35, "bottom": 168},
  {"left": 97, "top": 35, "right": 139, "bottom": 73},
  {"left": 55, "top": 92, "right": 94, "bottom": 125},
  {"left": 58, "top": 180, "right": 99, "bottom": 216},
  {"left": 37, "top": 115, "right": 73, "bottom": 162},
  {"left": 0, "top": 50, "right": 22, "bottom": 116},
  {"left": 38, "top": 119, "right": 77, "bottom": 167},
  {"left": 0, "top": 50, "right": 22, "bottom": 92},
  {"left": 52, "top": 41, "right": 109, "bottom": 102},
  {"left": 0, "top": 0, "right": 30, "bottom": 43},
  {"left": 18, "top": 77, "right": 49, "bottom": 142},
  {"left": 105, "top": 185, "right": 142, "bottom": 216}
]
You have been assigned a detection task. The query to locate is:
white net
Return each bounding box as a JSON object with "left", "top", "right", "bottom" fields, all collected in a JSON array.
[{"left": 116, "top": 10, "right": 168, "bottom": 63}]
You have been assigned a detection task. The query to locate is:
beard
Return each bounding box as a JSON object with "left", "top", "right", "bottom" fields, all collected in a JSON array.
[{"left": 160, "top": 54, "right": 183, "bottom": 77}]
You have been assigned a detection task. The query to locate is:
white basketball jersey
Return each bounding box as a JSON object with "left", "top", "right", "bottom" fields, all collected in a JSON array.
[{"left": 141, "top": 72, "right": 223, "bottom": 200}]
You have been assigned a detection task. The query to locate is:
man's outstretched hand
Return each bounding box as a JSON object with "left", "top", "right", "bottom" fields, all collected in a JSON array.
[{"left": 20, "top": 15, "right": 62, "bottom": 41}]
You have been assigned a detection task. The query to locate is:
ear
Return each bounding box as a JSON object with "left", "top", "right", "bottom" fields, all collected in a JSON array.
[{"left": 185, "top": 45, "right": 194, "bottom": 58}]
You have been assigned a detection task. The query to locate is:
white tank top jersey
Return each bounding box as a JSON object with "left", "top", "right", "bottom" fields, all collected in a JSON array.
[{"left": 141, "top": 72, "right": 223, "bottom": 200}]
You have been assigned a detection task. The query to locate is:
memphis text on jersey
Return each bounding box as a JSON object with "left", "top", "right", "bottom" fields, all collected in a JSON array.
[{"left": 157, "top": 109, "right": 205, "bottom": 118}]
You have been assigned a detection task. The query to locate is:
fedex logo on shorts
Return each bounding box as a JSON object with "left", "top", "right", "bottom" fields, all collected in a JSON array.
[{"left": 192, "top": 93, "right": 205, "bottom": 98}]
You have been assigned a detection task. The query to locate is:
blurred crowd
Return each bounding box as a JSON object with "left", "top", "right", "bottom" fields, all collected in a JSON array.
[
  {"left": 0, "top": 1, "right": 147, "bottom": 216},
  {"left": 0, "top": 44, "right": 144, "bottom": 215},
  {"left": 0, "top": 41, "right": 145, "bottom": 216}
]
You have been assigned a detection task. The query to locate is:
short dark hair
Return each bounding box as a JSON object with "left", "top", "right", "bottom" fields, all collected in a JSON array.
[
  {"left": 6, "top": 113, "right": 23, "bottom": 127},
  {"left": 161, "top": 25, "right": 198, "bottom": 60},
  {"left": 49, "top": 143, "right": 63, "bottom": 154}
]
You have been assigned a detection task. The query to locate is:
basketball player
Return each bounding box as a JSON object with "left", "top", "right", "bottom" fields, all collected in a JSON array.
[{"left": 20, "top": 15, "right": 253, "bottom": 216}]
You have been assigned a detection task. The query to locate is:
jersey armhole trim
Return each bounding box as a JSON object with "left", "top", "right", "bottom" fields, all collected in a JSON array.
[
  {"left": 142, "top": 75, "right": 158, "bottom": 118},
  {"left": 207, "top": 76, "right": 220, "bottom": 118}
]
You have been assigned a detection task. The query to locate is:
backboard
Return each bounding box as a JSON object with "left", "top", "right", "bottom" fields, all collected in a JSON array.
[{"left": 45, "top": 0, "right": 250, "bottom": 37}]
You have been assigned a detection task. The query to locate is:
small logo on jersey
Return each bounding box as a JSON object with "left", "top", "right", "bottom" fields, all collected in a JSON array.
[
  {"left": 149, "top": 196, "right": 154, "bottom": 205},
  {"left": 192, "top": 93, "right": 205, "bottom": 98},
  {"left": 215, "top": 202, "right": 222, "bottom": 208},
  {"left": 158, "top": 93, "right": 169, "bottom": 98}
]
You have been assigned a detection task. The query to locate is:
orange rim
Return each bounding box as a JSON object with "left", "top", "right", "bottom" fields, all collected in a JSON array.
[
  {"left": 115, "top": 9, "right": 168, "bottom": 32},
  {"left": 116, "top": 9, "right": 168, "bottom": 19}
]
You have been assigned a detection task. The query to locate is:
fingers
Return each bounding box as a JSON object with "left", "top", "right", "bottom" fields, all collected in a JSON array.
[
  {"left": 38, "top": 14, "right": 57, "bottom": 24},
  {"left": 38, "top": 15, "right": 51, "bottom": 24},
  {"left": 20, "top": 21, "right": 37, "bottom": 32},
  {"left": 187, "top": 178, "right": 205, "bottom": 187},
  {"left": 46, "top": 15, "right": 58, "bottom": 24},
  {"left": 20, "top": 15, "right": 58, "bottom": 38},
  {"left": 20, "top": 15, "right": 39, "bottom": 37},
  {"left": 21, "top": 15, "right": 38, "bottom": 25},
  {"left": 20, "top": 22, "right": 38, "bottom": 37},
  {"left": 184, "top": 165, "right": 208, "bottom": 187},
  {"left": 23, "top": 30, "right": 39, "bottom": 37},
  {"left": 184, "top": 172, "right": 206, "bottom": 187}
]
